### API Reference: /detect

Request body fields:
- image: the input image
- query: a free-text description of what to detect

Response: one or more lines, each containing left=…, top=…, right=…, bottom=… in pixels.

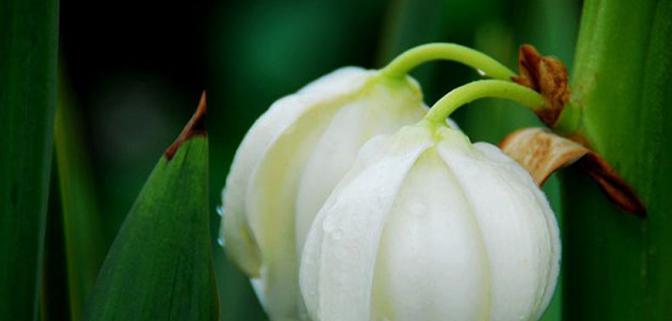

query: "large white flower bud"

left=221, top=67, right=427, bottom=320
left=299, top=123, right=560, bottom=321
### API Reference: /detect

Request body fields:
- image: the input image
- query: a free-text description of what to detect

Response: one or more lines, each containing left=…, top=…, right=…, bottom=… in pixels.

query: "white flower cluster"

left=220, top=44, right=560, bottom=321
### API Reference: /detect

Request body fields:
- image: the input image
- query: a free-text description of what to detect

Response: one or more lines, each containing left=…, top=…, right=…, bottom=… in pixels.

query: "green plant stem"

left=552, top=102, right=582, bottom=136
left=564, top=0, right=672, bottom=320
left=379, top=43, right=515, bottom=80
left=425, top=80, right=544, bottom=124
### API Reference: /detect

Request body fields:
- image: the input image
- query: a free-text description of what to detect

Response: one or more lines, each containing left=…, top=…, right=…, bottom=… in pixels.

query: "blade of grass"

left=84, top=94, right=218, bottom=321
left=0, top=0, right=59, bottom=319
left=54, top=71, right=106, bottom=321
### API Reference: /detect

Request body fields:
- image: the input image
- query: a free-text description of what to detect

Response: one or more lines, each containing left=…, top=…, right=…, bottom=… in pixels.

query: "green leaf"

left=54, top=72, right=106, bottom=321
left=0, top=0, right=59, bottom=319
left=565, top=0, right=672, bottom=320
left=41, top=167, right=72, bottom=321
left=84, top=95, right=219, bottom=321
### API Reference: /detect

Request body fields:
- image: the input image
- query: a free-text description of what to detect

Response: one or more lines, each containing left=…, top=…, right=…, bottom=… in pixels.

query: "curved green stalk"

left=379, top=43, right=516, bottom=80
left=425, top=80, right=544, bottom=124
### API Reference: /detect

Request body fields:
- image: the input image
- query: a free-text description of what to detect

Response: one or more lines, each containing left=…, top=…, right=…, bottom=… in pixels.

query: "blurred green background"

left=55, top=0, right=580, bottom=320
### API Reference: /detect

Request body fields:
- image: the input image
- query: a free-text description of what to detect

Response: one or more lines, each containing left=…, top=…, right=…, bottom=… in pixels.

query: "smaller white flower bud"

left=299, top=123, right=561, bottom=321
left=221, top=67, right=427, bottom=320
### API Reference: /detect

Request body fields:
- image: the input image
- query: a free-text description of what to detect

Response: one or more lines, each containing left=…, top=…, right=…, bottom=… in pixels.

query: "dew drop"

left=217, top=236, right=226, bottom=247
left=476, top=69, right=486, bottom=76
left=216, top=205, right=224, bottom=217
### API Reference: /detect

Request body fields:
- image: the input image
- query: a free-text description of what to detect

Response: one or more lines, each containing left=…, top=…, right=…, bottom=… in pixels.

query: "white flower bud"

left=220, top=67, right=427, bottom=320
left=299, top=123, right=560, bottom=321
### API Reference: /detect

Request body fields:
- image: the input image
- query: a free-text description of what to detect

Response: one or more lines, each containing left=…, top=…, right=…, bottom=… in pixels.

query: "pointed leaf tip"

left=165, top=91, right=207, bottom=160
left=84, top=96, right=216, bottom=321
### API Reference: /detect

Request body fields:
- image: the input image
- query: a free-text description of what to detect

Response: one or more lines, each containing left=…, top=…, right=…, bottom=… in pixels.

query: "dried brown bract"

left=501, top=128, right=645, bottom=216
left=512, top=45, right=570, bottom=127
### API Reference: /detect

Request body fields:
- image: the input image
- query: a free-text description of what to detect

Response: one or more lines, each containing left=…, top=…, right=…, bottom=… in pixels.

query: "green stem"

left=552, top=101, right=582, bottom=136
left=379, top=43, right=515, bottom=80
left=563, top=1, right=672, bottom=320
left=425, top=80, right=545, bottom=124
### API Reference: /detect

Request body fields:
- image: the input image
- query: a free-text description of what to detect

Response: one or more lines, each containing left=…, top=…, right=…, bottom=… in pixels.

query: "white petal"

left=372, top=148, right=491, bottom=321
left=436, top=127, right=561, bottom=321
left=221, top=67, right=373, bottom=276
left=300, top=125, right=433, bottom=321
left=228, top=68, right=426, bottom=320
left=295, top=77, right=426, bottom=258
left=472, top=142, right=561, bottom=321
left=244, top=85, right=354, bottom=319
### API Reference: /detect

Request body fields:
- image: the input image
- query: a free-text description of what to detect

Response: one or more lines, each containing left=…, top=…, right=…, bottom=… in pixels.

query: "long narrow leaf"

left=0, top=0, right=59, bottom=319
left=84, top=94, right=218, bottom=321
left=40, top=167, right=72, bottom=321
left=54, top=72, right=105, bottom=321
